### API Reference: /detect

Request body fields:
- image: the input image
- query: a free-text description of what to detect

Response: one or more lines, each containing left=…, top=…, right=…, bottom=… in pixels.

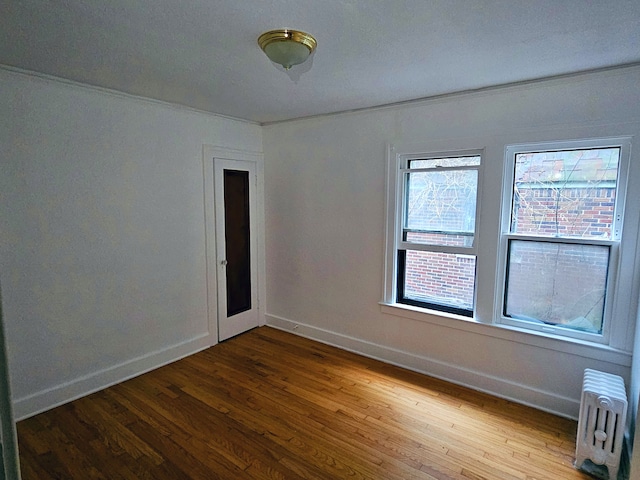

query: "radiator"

left=575, top=368, right=627, bottom=480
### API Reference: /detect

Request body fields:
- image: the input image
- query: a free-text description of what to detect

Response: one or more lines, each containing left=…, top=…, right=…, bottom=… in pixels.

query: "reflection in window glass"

left=505, top=240, right=609, bottom=334
left=402, top=251, right=476, bottom=315
left=511, top=148, right=620, bottom=239
left=404, top=170, right=477, bottom=247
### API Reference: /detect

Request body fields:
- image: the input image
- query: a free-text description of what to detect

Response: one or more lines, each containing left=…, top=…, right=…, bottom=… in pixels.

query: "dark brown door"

left=223, top=170, right=252, bottom=317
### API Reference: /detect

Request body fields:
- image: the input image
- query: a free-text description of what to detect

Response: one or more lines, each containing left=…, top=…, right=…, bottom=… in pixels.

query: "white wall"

left=0, top=68, right=262, bottom=419
left=2, top=58, right=639, bottom=478
left=262, top=66, right=640, bottom=420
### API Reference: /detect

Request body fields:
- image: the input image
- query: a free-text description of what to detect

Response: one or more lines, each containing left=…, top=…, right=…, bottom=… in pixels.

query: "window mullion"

left=399, top=242, right=477, bottom=256
left=504, top=234, right=615, bottom=248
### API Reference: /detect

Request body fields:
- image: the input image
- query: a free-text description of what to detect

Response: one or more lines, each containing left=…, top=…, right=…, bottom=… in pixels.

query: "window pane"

left=402, top=251, right=475, bottom=312
left=505, top=240, right=608, bottom=334
left=404, top=169, right=477, bottom=246
left=511, top=148, right=620, bottom=239
left=410, top=155, right=481, bottom=169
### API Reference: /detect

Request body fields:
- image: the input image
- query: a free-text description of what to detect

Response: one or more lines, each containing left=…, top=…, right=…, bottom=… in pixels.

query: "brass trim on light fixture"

left=258, top=29, right=317, bottom=69
left=258, top=29, right=317, bottom=54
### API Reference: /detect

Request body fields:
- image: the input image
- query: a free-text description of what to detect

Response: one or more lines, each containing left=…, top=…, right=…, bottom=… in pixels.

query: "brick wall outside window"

left=404, top=186, right=615, bottom=315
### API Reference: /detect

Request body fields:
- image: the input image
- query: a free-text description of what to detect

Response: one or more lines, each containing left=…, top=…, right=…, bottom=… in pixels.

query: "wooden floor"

left=17, top=326, right=592, bottom=480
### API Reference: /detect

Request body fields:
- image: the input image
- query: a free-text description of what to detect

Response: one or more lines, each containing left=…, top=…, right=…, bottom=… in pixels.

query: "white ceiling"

left=2, top=0, right=639, bottom=123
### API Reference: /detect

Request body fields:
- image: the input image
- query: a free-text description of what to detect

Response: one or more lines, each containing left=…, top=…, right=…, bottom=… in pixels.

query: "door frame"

left=203, top=146, right=265, bottom=344
left=0, top=283, right=22, bottom=480
left=214, top=159, right=257, bottom=340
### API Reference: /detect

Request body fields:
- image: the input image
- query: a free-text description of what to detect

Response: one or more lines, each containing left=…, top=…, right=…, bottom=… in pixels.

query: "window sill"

left=379, top=302, right=632, bottom=366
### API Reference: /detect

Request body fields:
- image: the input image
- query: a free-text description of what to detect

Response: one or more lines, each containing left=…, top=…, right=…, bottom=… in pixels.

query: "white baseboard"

left=13, top=315, right=582, bottom=421
left=13, top=333, right=214, bottom=421
left=265, top=314, right=580, bottom=420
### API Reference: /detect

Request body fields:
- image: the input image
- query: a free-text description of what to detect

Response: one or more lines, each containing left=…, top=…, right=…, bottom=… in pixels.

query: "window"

left=384, top=137, right=634, bottom=351
left=498, top=139, right=630, bottom=342
left=386, top=149, right=482, bottom=317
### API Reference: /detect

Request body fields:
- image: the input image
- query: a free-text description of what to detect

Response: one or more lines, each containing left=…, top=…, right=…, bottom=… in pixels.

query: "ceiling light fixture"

left=258, top=29, right=317, bottom=70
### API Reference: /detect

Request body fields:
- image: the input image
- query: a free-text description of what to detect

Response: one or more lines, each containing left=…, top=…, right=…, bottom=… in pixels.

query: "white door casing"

left=214, top=158, right=258, bottom=340
left=203, top=146, right=264, bottom=344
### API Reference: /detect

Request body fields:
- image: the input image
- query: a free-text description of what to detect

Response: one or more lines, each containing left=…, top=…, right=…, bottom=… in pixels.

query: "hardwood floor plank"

left=115, top=383, right=251, bottom=479
left=18, top=326, right=592, bottom=480
left=73, top=396, right=164, bottom=465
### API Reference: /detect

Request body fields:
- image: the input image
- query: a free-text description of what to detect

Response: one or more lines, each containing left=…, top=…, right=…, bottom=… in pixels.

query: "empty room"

left=2, top=1, right=640, bottom=479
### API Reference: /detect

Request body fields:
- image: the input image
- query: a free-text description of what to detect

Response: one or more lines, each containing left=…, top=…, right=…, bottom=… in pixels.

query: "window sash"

left=392, top=149, right=482, bottom=315
left=408, top=155, right=481, bottom=169
left=402, top=168, right=478, bottom=246
left=500, top=234, right=619, bottom=337
left=503, top=239, right=611, bottom=336
left=398, top=166, right=481, bottom=253
left=509, top=147, right=621, bottom=241
left=503, top=139, right=629, bottom=243
left=397, top=249, right=475, bottom=317
left=503, top=233, right=615, bottom=248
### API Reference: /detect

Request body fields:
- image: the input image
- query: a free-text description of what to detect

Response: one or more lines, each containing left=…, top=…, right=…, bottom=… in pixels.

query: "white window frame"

left=495, top=137, right=631, bottom=344
left=383, top=144, right=484, bottom=317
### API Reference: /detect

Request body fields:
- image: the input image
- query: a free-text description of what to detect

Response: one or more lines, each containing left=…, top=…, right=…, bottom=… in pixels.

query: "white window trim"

left=495, top=137, right=631, bottom=345
left=382, top=136, right=636, bottom=361
left=379, top=301, right=632, bottom=366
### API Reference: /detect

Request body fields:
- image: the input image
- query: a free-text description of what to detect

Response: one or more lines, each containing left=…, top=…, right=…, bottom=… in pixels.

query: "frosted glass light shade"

left=258, top=29, right=317, bottom=69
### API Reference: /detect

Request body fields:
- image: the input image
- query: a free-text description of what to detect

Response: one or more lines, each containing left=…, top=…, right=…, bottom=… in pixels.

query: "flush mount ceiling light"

left=258, top=29, right=317, bottom=69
